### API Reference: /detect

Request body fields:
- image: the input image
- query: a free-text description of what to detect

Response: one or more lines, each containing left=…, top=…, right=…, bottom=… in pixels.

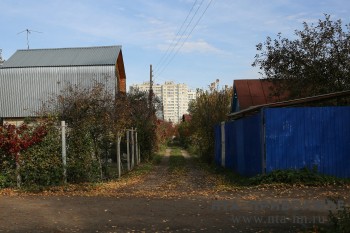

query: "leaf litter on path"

left=0, top=148, right=349, bottom=202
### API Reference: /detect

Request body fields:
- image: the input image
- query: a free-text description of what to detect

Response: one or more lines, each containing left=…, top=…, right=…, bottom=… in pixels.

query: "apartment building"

left=188, top=89, right=197, bottom=103
left=129, top=81, right=196, bottom=124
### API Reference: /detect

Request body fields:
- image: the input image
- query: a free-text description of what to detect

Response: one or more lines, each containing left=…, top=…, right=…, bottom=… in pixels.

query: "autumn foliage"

left=0, top=122, right=48, bottom=188
left=0, top=123, right=47, bottom=159
left=0, top=82, right=161, bottom=189
left=185, top=80, right=232, bottom=163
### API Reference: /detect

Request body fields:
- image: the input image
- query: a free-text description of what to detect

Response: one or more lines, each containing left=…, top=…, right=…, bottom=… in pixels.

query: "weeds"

left=169, top=148, right=186, bottom=173
left=125, top=163, right=153, bottom=177
left=152, top=155, right=162, bottom=165
left=249, top=167, right=347, bottom=186
left=326, top=197, right=350, bottom=233
left=200, top=163, right=349, bottom=188
left=309, top=197, right=350, bottom=233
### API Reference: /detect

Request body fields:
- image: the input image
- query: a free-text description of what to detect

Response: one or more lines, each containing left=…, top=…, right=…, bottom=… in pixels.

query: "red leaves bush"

left=0, top=123, right=47, bottom=160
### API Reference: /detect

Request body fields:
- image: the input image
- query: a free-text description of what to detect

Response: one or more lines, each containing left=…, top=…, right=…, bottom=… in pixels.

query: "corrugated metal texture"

left=264, top=107, right=350, bottom=178
left=217, top=113, right=262, bottom=176
left=232, top=79, right=288, bottom=112
left=2, top=46, right=121, bottom=68
left=235, top=113, right=262, bottom=176
left=214, top=124, right=222, bottom=166
left=224, top=121, right=234, bottom=169
left=0, top=66, right=116, bottom=117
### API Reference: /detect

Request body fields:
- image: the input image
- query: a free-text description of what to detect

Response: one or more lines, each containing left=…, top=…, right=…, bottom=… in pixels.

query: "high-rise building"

left=188, top=89, right=197, bottom=103
left=129, top=81, right=196, bottom=124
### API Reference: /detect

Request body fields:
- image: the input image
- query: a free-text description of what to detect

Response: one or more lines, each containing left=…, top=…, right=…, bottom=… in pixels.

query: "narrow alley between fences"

left=1, top=147, right=349, bottom=233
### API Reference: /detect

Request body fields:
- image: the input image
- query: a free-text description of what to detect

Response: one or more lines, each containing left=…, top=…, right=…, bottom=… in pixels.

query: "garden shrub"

left=0, top=149, right=14, bottom=188
left=20, top=122, right=63, bottom=188
left=66, top=128, right=100, bottom=183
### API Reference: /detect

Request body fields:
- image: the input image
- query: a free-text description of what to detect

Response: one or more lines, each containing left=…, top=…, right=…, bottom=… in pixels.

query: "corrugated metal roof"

left=233, top=79, right=287, bottom=111
left=2, top=45, right=121, bottom=68
left=228, top=90, right=350, bottom=120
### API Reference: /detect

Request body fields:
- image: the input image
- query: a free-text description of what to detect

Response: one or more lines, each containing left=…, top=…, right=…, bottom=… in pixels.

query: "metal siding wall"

left=214, top=124, right=222, bottom=166
left=221, top=122, right=226, bottom=167
left=241, top=113, right=262, bottom=176
left=224, top=121, right=235, bottom=169
left=265, top=108, right=306, bottom=171
left=265, top=107, right=350, bottom=178
left=0, top=66, right=116, bottom=117
left=223, top=113, right=262, bottom=176
left=235, top=119, right=245, bottom=174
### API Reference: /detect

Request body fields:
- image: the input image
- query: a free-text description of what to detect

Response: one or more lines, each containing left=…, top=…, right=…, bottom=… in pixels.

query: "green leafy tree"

left=253, top=14, right=350, bottom=98
left=62, top=82, right=114, bottom=180
left=39, top=81, right=161, bottom=182
left=177, top=120, right=191, bottom=148
left=188, top=80, right=232, bottom=163
left=127, top=90, right=160, bottom=161
left=42, top=81, right=118, bottom=181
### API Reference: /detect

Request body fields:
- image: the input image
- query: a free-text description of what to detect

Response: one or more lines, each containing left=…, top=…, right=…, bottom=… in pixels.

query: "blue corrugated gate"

left=216, top=106, right=350, bottom=178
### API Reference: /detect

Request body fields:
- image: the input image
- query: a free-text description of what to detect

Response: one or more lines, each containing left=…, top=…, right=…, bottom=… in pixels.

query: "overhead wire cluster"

left=153, top=0, right=214, bottom=83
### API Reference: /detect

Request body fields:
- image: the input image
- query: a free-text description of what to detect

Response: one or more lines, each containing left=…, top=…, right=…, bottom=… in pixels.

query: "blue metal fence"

left=214, top=124, right=221, bottom=166
left=215, top=113, right=262, bottom=176
left=215, top=106, right=350, bottom=178
left=264, top=106, right=350, bottom=178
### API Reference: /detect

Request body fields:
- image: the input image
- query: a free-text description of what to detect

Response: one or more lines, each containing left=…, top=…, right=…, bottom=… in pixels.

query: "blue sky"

left=1, top=0, right=349, bottom=90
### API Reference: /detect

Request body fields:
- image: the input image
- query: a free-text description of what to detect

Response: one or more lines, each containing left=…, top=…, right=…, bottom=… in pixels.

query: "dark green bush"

left=0, top=174, right=9, bottom=188
left=20, top=122, right=63, bottom=187
left=0, top=120, right=104, bottom=189
left=66, top=128, right=100, bottom=183
left=0, top=149, right=16, bottom=188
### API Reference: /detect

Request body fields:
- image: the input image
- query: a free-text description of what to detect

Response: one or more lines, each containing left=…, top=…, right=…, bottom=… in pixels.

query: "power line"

left=154, top=0, right=205, bottom=74
left=155, top=0, right=199, bottom=72
left=154, top=0, right=213, bottom=80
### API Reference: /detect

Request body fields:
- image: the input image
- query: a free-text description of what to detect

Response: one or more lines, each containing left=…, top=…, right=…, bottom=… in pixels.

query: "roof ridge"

left=17, top=45, right=121, bottom=52
left=3, top=45, right=121, bottom=68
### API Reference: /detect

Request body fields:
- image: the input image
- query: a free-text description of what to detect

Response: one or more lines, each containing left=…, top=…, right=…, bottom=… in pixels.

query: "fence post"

left=221, top=121, right=225, bottom=168
left=126, top=130, right=130, bottom=171
left=138, top=145, right=141, bottom=163
left=117, top=135, right=121, bottom=178
left=61, top=121, right=67, bottom=184
left=131, top=128, right=134, bottom=169
left=135, top=128, right=138, bottom=165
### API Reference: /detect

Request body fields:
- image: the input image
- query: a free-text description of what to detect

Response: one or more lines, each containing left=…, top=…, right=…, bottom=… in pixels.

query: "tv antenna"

left=17, top=29, right=42, bottom=49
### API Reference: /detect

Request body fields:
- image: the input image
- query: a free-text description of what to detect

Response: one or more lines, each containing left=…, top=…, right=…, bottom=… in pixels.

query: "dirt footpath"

left=0, top=148, right=349, bottom=233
